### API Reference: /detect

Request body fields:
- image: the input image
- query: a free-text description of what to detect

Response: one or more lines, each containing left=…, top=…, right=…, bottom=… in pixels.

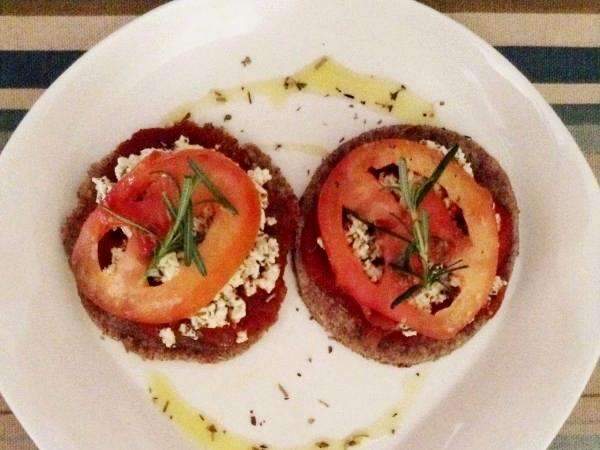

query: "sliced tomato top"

left=317, top=139, right=499, bottom=339
left=71, top=149, right=261, bottom=324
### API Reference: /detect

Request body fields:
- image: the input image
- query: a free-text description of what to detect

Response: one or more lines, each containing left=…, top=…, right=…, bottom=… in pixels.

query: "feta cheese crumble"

left=489, top=276, right=507, bottom=296
left=102, top=247, right=125, bottom=275
left=421, top=140, right=474, bottom=177
left=178, top=323, right=199, bottom=340
left=410, top=281, right=448, bottom=313
left=397, top=321, right=418, bottom=337
left=91, top=176, right=114, bottom=203
left=173, top=135, right=205, bottom=151
left=114, top=148, right=159, bottom=181
left=159, top=327, right=176, bottom=348
left=146, top=252, right=180, bottom=283
left=346, top=215, right=382, bottom=282
left=236, top=330, right=248, bottom=344
left=316, top=237, right=324, bottom=249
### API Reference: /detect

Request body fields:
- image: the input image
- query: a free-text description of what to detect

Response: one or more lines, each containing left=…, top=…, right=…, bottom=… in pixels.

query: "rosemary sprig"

left=99, top=205, right=156, bottom=237
left=188, top=159, right=238, bottom=215
left=147, top=159, right=235, bottom=278
left=387, top=145, right=466, bottom=307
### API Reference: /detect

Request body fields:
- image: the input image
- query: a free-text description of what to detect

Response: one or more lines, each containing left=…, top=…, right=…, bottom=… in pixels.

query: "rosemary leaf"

left=188, top=159, right=238, bottom=215
left=99, top=205, right=155, bottom=237
left=162, top=193, right=177, bottom=220
left=190, top=245, right=207, bottom=276
left=391, top=284, right=423, bottom=308
left=415, top=144, right=459, bottom=206
left=183, top=199, right=194, bottom=266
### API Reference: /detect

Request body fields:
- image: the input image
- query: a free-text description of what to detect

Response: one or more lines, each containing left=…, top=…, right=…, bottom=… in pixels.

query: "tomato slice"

left=71, top=149, right=261, bottom=324
left=318, top=139, right=499, bottom=339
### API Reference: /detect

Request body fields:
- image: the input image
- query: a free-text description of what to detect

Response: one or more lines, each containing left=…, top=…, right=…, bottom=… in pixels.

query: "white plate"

left=0, top=1, right=598, bottom=449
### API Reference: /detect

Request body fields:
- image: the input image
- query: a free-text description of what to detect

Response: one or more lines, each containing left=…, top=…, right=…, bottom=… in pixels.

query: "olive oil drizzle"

left=165, top=56, right=435, bottom=127
left=148, top=371, right=425, bottom=449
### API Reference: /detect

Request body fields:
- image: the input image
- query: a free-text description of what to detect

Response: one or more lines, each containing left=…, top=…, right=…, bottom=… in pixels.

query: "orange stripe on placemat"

left=0, top=0, right=168, bottom=16
left=421, top=0, right=600, bottom=13
left=0, top=0, right=599, bottom=15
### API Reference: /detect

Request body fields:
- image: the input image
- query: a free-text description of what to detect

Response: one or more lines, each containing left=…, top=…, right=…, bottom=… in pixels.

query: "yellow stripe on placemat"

left=450, top=13, right=600, bottom=46
left=0, top=89, right=43, bottom=109
left=2, top=14, right=598, bottom=50
left=535, top=84, right=600, bottom=105
left=0, top=16, right=135, bottom=50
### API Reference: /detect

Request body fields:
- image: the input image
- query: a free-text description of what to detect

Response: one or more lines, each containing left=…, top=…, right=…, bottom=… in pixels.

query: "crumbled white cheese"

left=114, top=148, right=159, bottom=180
left=159, top=327, right=176, bottom=348
left=236, top=330, right=249, bottom=344
left=316, top=237, right=324, bottom=249
left=346, top=215, right=382, bottom=282
left=241, top=233, right=280, bottom=296
left=421, top=140, right=474, bottom=177
left=173, top=135, right=205, bottom=151
left=266, top=216, right=278, bottom=226
left=449, top=275, right=461, bottom=287
left=495, top=213, right=501, bottom=230
left=187, top=167, right=280, bottom=330
left=248, top=167, right=272, bottom=229
left=191, top=297, right=230, bottom=329
left=379, top=173, right=398, bottom=187
left=247, top=167, right=272, bottom=186
left=91, top=176, right=114, bottom=203
left=146, top=252, right=180, bottom=283
left=102, top=247, right=125, bottom=275
left=490, top=276, right=507, bottom=296
left=397, top=321, right=418, bottom=337
left=121, top=226, right=132, bottom=239
left=410, top=281, right=447, bottom=313
left=228, top=295, right=247, bottom=324
left=178, top=323, right=199, bottom=340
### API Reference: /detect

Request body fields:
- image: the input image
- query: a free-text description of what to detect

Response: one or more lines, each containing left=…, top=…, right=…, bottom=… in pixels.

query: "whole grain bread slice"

left=62, top=121, right=298, bottom=363
left=293, top=125, right=519, bottom=367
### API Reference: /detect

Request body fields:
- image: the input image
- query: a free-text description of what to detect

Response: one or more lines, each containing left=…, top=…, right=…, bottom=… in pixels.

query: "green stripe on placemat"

left=0, top=109, right=26, bottom=131
left=552, top=104, right=600, bottom=125
left=549, top=435, right=600, bottom=450
left=1, top=48, right=598, bottom=88
left=0, top=131, right=11, bottom=149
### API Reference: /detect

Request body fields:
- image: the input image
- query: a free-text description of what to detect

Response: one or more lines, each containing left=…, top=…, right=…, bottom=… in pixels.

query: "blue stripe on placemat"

left=0, top=51, right=82, bottom=88
left=495, top=47, right=600, bottom=83
left=0, top=48, right=598, bottom=88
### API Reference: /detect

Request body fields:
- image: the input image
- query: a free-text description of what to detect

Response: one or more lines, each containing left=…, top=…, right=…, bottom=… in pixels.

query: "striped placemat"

left=0, top=2, right=598, bottom=449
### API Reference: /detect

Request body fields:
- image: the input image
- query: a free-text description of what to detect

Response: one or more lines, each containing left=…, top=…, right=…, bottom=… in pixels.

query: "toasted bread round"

left=293, top=125, right=519, bottom=367
left=63, top=121, right=298, bottom=363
